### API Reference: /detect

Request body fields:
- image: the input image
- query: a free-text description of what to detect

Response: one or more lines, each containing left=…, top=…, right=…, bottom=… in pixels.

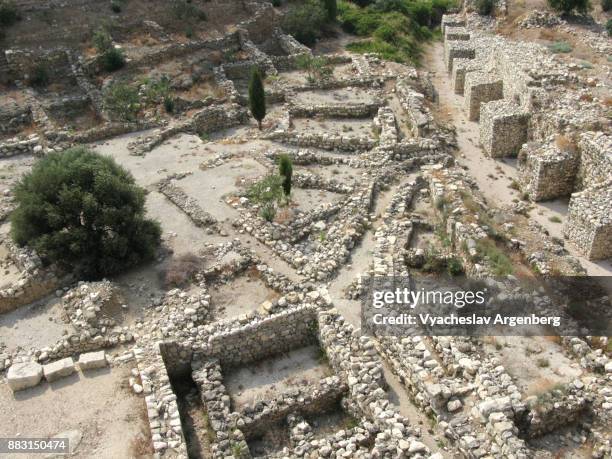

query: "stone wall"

left=0, top=102, right=32, bottom=136
left=518, top=140, right=578, bottom=201
left=0, top=134, right=43, bottom=158
left=480, top=99, right=529, bottom=158
left=564, top=183, right=612, bottom=260
left=575, top=131, right=612, bottom=191
left=463, top=71, right=503, bottom=121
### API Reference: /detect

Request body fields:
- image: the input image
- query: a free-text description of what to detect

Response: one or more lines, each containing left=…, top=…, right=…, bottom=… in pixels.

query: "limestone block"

left=7, top=361, right=43, bottom=392
left=445, top=26, right=470, bottom=42
left=43, top=357, right=76, bottom=382
left=78, top=351, right=108, bottom=371
left=444, top=41, right=475, bottom=73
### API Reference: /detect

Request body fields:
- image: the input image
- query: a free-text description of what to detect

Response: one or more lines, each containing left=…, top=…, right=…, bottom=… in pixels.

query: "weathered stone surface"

left=43, top=357, right=76, bottom=382
left=7, top=362, right=43, bottom=392
left=78, top=351, right=108, bottom=371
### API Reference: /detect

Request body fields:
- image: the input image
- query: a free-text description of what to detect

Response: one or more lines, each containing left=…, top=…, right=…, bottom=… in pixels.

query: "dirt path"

left=421, top=41, right=611, bottom=277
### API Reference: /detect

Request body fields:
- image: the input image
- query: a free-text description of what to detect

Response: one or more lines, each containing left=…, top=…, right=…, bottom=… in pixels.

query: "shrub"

left=103, top=83, right=140, bottom=121
left=11, top=147, right=161, bottom=278
left=475, top=239, right=514, bottom=276
left=259, top=202, right=276, bottom=222
left=172, top=1, right=207, bottom=21
left=110, top=1, right=122, bottom=13
left=278, top=154, right=293, bottom=196
left=248, top=67, right=266, bottom=130
left=607, top=19, right=612, bottom=36
left=548, top=40, right=572, bottom=53
left=0, top=0, right=19, bottom=26
left=93, top=27, right=126, bottom=71
left=447, top=257, right=464, bottom=276
left=547, top=0, right=591, bottom=14
left=475, top=0, right=494, bottom=15
left=101, top=47, right=126, bottom=71
left=29, top=64, right=50, bottom=88
left=163, top=253, right=200, bottom=287
left=603, top=0, right=612, bottom=10
left=164, top=96, right=175, bottom=113
left=272, top=0, right=281, bottom=5
left=282, top=0, right=327, bottom=45
left=140, top=75, right=172, bottom=106
left=295, top=54, right=333, bottom=83
left=247, top=175, right=284, bottom=204
left=324, top=0, right=338, bottom=21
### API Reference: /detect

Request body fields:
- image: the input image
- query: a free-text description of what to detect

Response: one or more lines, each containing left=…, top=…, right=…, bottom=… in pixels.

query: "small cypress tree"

left=248, top=68, right=266, bottom=130
left=278, top=154, right=293, bottom=197
left=323, top=0, right=337, bottom=21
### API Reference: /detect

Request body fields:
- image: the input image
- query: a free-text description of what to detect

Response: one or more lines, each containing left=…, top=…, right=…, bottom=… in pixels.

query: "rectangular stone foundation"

left=564, top=185, right=612, bottom=260
left=452, top=59, right=480, bottom=95
left=445, top=27, right=470, bottom=41
left=441, top=14, right=466, bottom=33
left=517, top=141, right=578, bottom=201
left=444, top=41, right=475, bottom=73
left=480, top=100, right=530, bottom=157
left=464, top=72, right=503, bottom=121
left=576, top=131, right=612, bottom=191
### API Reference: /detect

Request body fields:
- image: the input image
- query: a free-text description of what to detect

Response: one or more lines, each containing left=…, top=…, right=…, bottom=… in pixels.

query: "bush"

left=548, top=40, right=572, bottom=53
left=607, top=19, right=612, bottom=36
left=93, top=27, right=114, bottom=54
left=11, top=147, right=161, bottom=278
left=475, top=0, right=494, bottom=15
left=272, top=0, right=281, bottom=5
left=259, top=202, right=276, bottom=222
left=324, top=0, right=338, bottom=21
left=101, top=47, right=126, bottom=71
left=164, top=96, right=175, bottom=113
left=603, top=0, right=612, bottom=11
left=282, top=0, right=327, bottom=45
left=247, top=175, right=284, bottom=204
left=172, top=1, right=207, bottom=21
left=0, top=0, right=19, bottom=26
left=447, top=257, right=464, bottom=276
left=547, top=0, right=591, bottom=14
left=278, top=154, right=293, bottom=196
left=295, top=54, right=333, bottom=83
left=163, top=253, right=200, bottom=287
left=103, top=83, right=140, bottom=121
left=29, top=64, right=50, bottom=88
left=110, top=1, right=122, bottom=13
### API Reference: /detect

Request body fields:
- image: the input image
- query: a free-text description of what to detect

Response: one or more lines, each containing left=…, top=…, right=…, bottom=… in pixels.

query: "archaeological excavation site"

left=0, top=0, right=611, bottom=457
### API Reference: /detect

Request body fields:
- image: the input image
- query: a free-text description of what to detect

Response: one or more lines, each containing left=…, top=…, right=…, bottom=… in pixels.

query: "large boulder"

left=43, top=357, right=76, bottom=382
left=7, top=361, right=43, bottom=392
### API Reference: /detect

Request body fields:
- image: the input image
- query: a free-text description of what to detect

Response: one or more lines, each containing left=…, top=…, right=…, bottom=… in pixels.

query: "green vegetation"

left=0, top=0, right=20, bottom=26
left=278, top=154, right=293, bottom=196
left=324, top=0, right=338, bottom=21
left=110, top=1, right=122, bottom=13
left=603, top=0, right=612, bottom=10
left=172, top=0, right=207, bottom=21
left=103, top=83, right=140, bottom=121
left=548, top=215, right=562, bottom=223
left=29, top=64, right=50, bottom=88
left=475, top=0, right=494, bottom=14
left=548, top=40, right=572, bottom=53
left=247, top=175, right=284, bottom=204
left=475, top=239, right=514, bottom=276
left=11, top=147, right=161, bottom=278
left=282, top=0, right=328, bottom=45
left=606, top=19, right=612, bottom=36
left=92, top=27, right=125, bottom=72
left=259, top=202, right=276, bottom=222
left=547, top=0, right=591, bottom=14
left=272, top=0, right=282, bottom=6
left=248, top=67, right=266, bottom=130
left=338, top=0, right=455, bottom=65
left=295, top=54, right=333, bottom=84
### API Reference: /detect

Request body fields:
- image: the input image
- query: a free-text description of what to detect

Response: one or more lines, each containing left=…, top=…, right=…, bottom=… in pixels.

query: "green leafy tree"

left=11, top=147, right=161, bottom=278
left=278, top=154, right=293, bottom=196
left=282, top=0, right=327, bottom=45
left=103, top=83, right=140, bottom=121
left=92, top=27, right=125, bottom=72
left=0, top=0, right=20, bottom=26
left=324, top=0, right=337, bottom=21
left=547, top=0, right=591, bottom=14
left=248, top=68, right=266, bottom=130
